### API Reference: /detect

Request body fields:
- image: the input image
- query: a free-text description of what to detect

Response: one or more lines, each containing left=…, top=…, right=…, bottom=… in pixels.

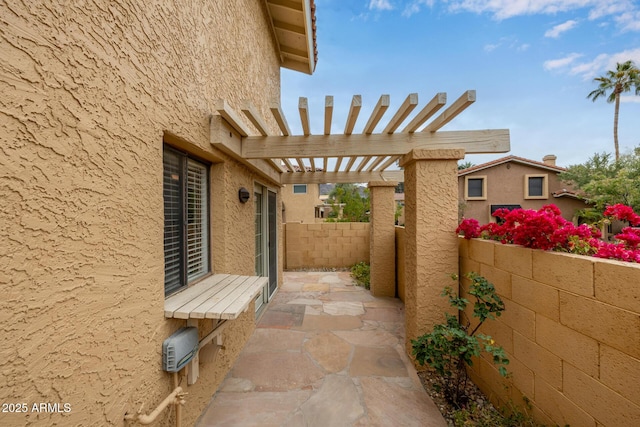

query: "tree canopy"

left=326, top=183, right=370, bottom=222
left=560, top=149, right=640, bottom=213
left=587, top=60, right=640, bottom=161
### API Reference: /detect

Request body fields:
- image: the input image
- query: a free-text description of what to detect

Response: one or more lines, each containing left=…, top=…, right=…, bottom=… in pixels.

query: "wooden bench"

left=164, top=274, right=268, bottom=384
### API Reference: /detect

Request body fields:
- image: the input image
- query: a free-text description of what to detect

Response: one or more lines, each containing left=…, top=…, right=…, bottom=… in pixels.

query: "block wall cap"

left=368, top=181, right=398, bottom=187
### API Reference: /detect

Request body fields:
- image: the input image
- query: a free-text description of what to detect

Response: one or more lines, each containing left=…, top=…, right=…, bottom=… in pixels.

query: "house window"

left=293, top=184, right=307, bottom=194
left=464, top=176, right=487, bottom=200
left=525, top=174, right=548, bottom=199
left=163, top=145, right=210, bottom=296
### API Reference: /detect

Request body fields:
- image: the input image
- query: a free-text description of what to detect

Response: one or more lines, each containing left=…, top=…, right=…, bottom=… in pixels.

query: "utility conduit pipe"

left=124, top=381, right=186, bottom=425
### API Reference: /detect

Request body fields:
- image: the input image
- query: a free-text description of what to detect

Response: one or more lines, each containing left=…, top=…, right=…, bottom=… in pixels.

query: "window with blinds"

left=525, top=174, right=548, bottom=199
left=163, top=145, right=210, bottom=296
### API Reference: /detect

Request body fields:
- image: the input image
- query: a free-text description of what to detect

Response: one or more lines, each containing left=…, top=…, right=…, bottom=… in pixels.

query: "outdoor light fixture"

left=238, top=187, right=250, bottom=203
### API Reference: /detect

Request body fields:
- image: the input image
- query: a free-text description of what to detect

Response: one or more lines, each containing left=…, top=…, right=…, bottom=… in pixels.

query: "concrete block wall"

left=459, top=238, right=640, bottom=427
left=284, top=222, right=370, bottom=269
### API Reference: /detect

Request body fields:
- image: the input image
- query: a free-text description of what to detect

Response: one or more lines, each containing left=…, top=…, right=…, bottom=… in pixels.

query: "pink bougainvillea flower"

left=458, top=203, right=640, bottom=263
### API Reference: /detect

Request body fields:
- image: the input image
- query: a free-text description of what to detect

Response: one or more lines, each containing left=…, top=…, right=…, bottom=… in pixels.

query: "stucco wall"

left=459, top=162, right=589, bottom=223
left=1, top=1, right=281, bottom=426
left=284, top=223, right=370, bottom=269
left=395, top=226, right=406, bottom=302
left=401, top=149, right=462, bottom=354
left=368, top=182, right=397, bottom=297
left=459, top=238, right=640, bottom=427
left=282, top=184, right=322, bottom=223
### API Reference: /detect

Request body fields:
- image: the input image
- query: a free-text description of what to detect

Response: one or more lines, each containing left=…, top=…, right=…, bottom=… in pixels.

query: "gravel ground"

left=417, top=368, right=522, bottom=426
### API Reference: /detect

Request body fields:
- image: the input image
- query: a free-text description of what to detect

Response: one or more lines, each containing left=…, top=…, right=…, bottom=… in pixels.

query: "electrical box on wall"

left=162, top=327, right=199, bottom=372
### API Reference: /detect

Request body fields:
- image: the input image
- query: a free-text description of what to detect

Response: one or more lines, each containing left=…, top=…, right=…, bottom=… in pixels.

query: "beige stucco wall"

left=459, top=238, right=640, bottom=427
left=395, top=226, right=406, bottom=302
left=284, top=223, right=370, bottom=269
left=400, top=149, right=464, bottom=354
left=282, top=183, right=322, bottom=223
left=0, top=2, right=282, bottom=426
left=459, top=162, right=589, bottom=223
left=368, top=182, right=397, bottom=297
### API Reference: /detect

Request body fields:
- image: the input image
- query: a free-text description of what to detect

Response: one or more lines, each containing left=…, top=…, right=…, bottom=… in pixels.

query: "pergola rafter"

left=210, top=91, right=510, bottom=185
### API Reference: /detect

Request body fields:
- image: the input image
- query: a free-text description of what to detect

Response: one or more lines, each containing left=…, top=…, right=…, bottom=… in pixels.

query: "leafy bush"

left=457, top=203, right=640, bottom=262
left=412, top=273, right=509, bottom=408
left=350, top=262, right=370, bottom=289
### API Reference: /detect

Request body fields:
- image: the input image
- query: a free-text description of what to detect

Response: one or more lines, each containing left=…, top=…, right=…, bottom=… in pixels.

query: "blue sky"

left=281, top=0, right=640, bottom=168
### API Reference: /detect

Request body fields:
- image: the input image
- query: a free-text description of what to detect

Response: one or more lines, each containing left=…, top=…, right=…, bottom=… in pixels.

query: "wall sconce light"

left=238, top=187, right=250, bottom=203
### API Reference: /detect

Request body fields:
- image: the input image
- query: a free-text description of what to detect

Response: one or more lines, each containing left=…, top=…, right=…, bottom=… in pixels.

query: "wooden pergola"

left=210, top=91, right=510, bottom=185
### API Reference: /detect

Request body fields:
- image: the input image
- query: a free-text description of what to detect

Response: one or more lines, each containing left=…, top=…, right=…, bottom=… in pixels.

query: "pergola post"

left=399, top=148, right=465, bottom=354
left=368, top=181, right=398, bottom=297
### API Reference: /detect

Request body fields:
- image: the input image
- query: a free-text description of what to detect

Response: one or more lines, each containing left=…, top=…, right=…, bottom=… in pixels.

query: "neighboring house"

left=1, top=2, right=317, bottom=426
left=281, top=183, right=324, bottom=223
left=458, top=155, right=590, bottom=224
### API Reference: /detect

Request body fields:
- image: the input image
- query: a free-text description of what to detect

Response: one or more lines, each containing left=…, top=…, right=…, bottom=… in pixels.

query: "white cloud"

left=621, top=95, right=640, bottom=103
left=543, top=53, right=583, bottom=71
left=517, top=43, right=530, bottom=52
left=545, top=19, right=578, bottom=38
left=369, top=0, right=394, bottom=11
left=441, top=0, right=639, bottom=31
left=573, top=49, right=640, bottom=79
left=615, top=10, right=640, bottom=31
left=545, top=48, right=640, bottom=80
left=402, top=0, right=435, bottom=16
left=484, top=43, right=500, bottom=52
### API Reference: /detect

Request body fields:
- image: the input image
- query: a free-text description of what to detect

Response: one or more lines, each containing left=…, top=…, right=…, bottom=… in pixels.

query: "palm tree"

left=587, top=60, right=640, bottom=161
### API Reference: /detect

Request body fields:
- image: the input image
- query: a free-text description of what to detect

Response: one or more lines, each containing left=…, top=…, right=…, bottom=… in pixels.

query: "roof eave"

left=266, top=0, right=317, bottom=75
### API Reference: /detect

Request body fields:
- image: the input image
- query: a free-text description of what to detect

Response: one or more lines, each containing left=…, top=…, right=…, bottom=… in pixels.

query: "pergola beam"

left=366, top=156, right=388, bottom=172
left=282, top=170, right=405, bottom=184
left=363, top=94, right=390, bottom=134
left=423, top=90, right=476, bottom=133
left=241, top=101, right=269, bottom=136
left=270, top=105, right=291, bottom=136
left=299, top=97, right=311, bottom=136
left=243, top=129, right=510, bottom=158
left=344, top=95, right=362, bottom=135
left=402, top=92, right=446, bottom=133
left=215, top=100, right=251, bottom=137
left=382, top=93, right=418, bottom=134
left=324, top=95, right=333, bottom=135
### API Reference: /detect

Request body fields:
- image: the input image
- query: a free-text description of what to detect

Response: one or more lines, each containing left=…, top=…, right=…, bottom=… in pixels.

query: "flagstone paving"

left=196, top=271, right=447, bottom=427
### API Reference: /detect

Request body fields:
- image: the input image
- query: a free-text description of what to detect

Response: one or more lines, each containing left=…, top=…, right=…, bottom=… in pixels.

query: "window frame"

left=163, top=144, right=211, bottom=297
left=524, top=174, right=548, bottom=199
left=292, top=184, right=307, bottom=194
left=464, top=175, right=487, bottom=201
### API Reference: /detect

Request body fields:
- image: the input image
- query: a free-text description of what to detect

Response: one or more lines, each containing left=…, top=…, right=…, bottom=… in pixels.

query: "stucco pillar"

left=399, top=148, right=465, bottom=354
left=368, top=181, right=398, bottom=297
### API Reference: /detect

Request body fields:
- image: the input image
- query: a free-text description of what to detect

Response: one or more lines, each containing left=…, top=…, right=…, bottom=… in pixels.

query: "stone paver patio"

left=196, top=271, right=446, bottom=427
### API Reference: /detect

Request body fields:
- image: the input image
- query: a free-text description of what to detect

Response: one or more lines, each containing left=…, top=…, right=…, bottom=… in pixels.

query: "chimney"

left=543, top=155, right=557, bottom=166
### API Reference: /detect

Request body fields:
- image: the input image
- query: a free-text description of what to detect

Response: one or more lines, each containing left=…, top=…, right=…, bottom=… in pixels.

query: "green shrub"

left=350, top=262, right=370, bottom=289
left=412, top=272, right=509, bottom=407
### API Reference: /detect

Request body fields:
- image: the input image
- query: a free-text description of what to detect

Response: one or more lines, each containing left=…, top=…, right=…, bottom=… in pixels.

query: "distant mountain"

left=319, top=183, right=334, bottom=195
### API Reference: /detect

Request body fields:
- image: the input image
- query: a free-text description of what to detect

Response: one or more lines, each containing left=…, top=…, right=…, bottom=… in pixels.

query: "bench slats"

left=164, top=274, right=268, bottom=320
left=206, top=276, right=267, bottom=320
left=164, top=274, right=230, bottom=317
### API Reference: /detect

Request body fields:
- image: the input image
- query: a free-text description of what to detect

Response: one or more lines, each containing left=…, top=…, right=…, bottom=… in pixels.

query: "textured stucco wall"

left=281, top=184, right=322, bottom=224
left=395, top=226, right=406, bottom=302
left=284, top=223, right=370, bottom=269
left=459, top=238, right=640, bottom=427
left=368, top=181, right=397, bottom=297
left=400, top=149, right=464, bottom=354
left=0, top=1, right=281, bottom=426
left=459, top=162, right=589, bottom=223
